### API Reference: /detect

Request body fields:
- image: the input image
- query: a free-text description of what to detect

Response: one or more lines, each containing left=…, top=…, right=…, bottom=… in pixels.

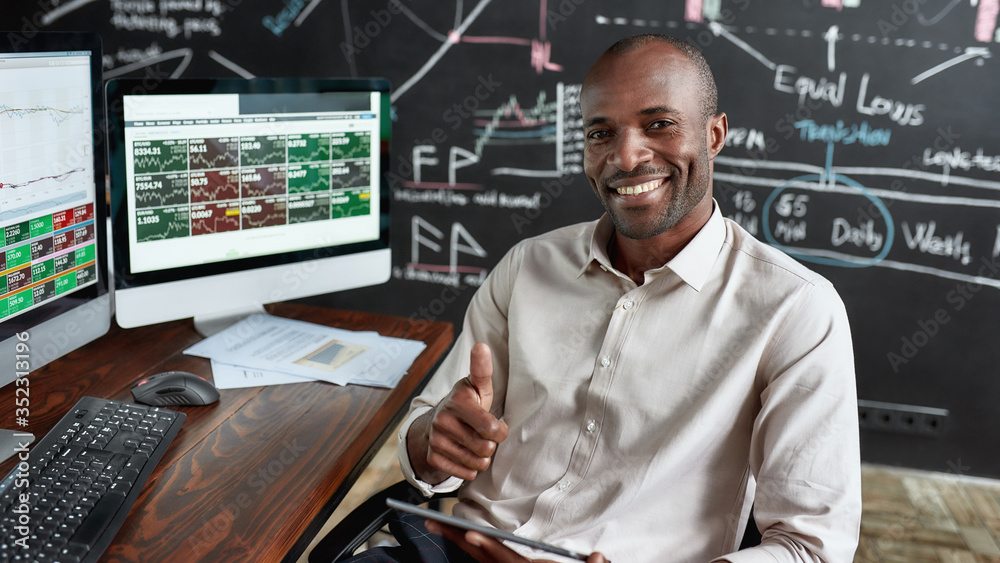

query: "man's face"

left=581, top=43, right=723, bottom=240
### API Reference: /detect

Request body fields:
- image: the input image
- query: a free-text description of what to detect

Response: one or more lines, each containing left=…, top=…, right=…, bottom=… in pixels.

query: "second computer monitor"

left=0, top=31, right=110, bottom=386
left=105, top=78, right=391, bottom=334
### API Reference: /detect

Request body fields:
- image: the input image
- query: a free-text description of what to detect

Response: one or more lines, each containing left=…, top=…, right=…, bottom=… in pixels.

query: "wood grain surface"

left=0, top=303, right=452, bottom=562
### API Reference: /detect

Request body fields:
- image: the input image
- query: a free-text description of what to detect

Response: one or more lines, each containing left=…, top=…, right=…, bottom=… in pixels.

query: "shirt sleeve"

left=397, top=243, right=522, bottom=494
left=397, top=405, right=465, bottom=496
left=712, top=281, right=862, bottom=562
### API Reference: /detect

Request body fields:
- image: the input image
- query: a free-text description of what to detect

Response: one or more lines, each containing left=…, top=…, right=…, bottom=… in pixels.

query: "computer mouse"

left=131, top=371, right=220, bottom=407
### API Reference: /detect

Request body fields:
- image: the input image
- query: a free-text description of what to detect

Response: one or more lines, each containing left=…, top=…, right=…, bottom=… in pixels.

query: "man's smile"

left=610, top=178, right=666, bottom=196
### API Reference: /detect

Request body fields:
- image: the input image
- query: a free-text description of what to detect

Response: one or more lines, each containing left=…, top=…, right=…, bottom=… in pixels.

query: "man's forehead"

left=584, top=41, right=692, bottom=84
left=581, top=46, right=701, bottom=116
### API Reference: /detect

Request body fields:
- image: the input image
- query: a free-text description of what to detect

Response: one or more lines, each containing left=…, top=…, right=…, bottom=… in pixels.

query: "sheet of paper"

left=187, top=314, right=426, bottom=388
left=210, top=360, right=318, bottom=389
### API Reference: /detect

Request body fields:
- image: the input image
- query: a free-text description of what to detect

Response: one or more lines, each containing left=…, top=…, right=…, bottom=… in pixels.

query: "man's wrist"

left=406, top=411, right=450, bottom=485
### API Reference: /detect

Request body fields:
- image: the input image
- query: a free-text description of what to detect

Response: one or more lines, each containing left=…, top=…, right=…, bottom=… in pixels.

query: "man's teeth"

left=615, top=179, right=662, bottom=195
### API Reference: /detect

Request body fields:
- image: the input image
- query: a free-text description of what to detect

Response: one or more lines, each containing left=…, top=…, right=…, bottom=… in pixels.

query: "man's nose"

left=609, top=129, right=653, bottom=171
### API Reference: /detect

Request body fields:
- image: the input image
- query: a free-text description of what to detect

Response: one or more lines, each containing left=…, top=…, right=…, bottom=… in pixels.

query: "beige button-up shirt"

left=399, top=205, right=861, bottom=562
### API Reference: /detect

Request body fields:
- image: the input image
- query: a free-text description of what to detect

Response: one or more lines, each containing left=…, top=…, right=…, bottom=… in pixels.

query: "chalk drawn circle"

left=762, top=173, right=894, bottom=268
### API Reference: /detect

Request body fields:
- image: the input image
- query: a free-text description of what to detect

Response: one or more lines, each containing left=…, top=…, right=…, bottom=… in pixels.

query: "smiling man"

left=369, top=34, right=861, bottom=563
left=581, top=34, right=722, bottom=283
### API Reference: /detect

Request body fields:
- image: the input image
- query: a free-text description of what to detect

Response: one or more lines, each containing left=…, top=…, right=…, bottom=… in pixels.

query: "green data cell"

left=74, top=243, right=96, bottom=265
left=133, top=140, right=189, bottom=174
left=30, top=215, right=53, bottom=238
left=5, top=222, right=29, bottom=246
left=4, top=289, right=32, bottom=317
left=55, top=270, right=78, bottom=295
left=330, top=189, right=371, bottom=218
left=287, top=163, right=330, bottom=193
left=32, top=258, right=54, bottom=283
left=287, top=134, right=331, bottom=164
left=329, top=131, right=371, bottom=160
left=5, top=244, right=31, bottom=270
left=136, top=207, right=190, bottom=242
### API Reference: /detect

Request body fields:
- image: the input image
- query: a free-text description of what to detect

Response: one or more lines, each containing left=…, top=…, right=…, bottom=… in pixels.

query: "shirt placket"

left=518, top=285, right=640, bottom=539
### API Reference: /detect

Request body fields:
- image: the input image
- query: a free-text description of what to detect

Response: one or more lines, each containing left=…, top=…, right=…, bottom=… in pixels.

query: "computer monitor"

left=0, top=32, right=111, bottom=388
left=105, top=78, right=391, bottom=335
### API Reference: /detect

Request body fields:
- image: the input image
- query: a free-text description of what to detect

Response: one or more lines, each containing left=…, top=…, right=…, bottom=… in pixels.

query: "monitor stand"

left=0, top=429, right=35, bottom=465
left=193, top=304, right=267, bottom=337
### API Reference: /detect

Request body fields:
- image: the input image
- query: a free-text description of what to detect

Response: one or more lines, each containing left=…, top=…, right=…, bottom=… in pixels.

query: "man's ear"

left=707, top=112, right=728, bottom=158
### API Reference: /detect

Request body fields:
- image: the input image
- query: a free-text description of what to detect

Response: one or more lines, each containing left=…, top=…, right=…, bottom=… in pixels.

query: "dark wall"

left=5, top=0, right=1000, bottom=477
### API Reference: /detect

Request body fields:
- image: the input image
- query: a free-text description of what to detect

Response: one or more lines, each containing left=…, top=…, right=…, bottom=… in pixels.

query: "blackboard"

left=4, top=0, right=1000, bottom=477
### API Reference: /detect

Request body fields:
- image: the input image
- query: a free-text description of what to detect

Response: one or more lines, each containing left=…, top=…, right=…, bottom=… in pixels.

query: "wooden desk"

left=0, top=303, right=452, bottom=562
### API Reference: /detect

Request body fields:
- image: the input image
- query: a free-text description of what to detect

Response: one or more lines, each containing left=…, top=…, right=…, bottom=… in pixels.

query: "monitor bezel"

left=104, top=77, right=392, bottom=292
left=0, top=31, right=110, bottom=383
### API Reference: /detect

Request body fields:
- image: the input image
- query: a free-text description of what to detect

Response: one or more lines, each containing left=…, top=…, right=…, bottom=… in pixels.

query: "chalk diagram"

left=337, top=0, right=584, bottom=284
left=600, top=2, right=1000, bottom=291
left=27, top=0, right=1000, bottom=294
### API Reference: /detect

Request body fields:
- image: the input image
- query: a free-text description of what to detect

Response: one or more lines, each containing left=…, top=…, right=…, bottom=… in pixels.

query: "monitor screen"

left=105, top=78, right=391, bottom=334
left=0, top=32, right=111, bottom=387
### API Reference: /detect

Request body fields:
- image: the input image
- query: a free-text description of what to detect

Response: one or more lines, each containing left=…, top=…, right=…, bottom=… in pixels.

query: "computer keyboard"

left=0, top=396, right=185, bottom=563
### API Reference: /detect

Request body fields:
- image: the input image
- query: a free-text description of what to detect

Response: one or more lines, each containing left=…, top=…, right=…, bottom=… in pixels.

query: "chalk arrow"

left=40, top=0, right=97, bottom=25
left=709, top=21, right=776, bottom=71
left=916, top=0, right=963, bottom=26
left=104, top=48, right=194, bottom=80
left=824, top=25, right=839, bottom=72
left=911, top=47, right=992, bottom=84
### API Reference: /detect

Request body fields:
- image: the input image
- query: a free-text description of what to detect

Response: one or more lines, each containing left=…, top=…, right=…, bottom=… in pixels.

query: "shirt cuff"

left=397, top=405, right=465, bottom=497
left=710, top=546, right=782, bottom=563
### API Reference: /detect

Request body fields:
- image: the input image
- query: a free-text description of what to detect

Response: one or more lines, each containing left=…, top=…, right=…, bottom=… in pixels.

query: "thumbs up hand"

left=408, top=343, right=509, bottom=484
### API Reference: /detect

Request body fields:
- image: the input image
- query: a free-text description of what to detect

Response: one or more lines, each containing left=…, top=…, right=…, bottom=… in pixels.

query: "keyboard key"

left=69, top=491, right=126, bottom=549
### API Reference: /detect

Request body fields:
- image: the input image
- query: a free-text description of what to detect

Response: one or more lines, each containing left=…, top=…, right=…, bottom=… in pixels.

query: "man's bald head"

left=592, top=34, right=719, bottom=122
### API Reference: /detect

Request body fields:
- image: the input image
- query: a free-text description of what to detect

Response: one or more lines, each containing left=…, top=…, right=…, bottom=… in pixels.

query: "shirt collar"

left=582, top=202, right=726, bottom=291
left=581, top=215, right=617, bottom=278
left=667, top=203, right=726, bottom=291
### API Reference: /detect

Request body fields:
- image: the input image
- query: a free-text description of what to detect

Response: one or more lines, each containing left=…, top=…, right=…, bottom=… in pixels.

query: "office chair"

left=308, top=481, right=762, bottom=562
left=309, top=480, right=458, bottom=562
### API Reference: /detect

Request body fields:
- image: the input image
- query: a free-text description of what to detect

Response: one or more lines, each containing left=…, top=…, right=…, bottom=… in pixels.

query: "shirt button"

left=622, top=299, right=633, bottom=310
left=557, top=480, right=570, bottom=491
left=586, top=420, right=597, bottom=433
left=600, top=356, right=610, bottom=368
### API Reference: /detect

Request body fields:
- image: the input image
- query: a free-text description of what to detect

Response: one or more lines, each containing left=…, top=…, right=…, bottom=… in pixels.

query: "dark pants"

left=341, top=510, right=478, bottom=563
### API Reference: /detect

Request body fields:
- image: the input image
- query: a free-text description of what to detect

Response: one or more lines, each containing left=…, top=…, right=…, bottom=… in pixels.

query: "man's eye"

left=587, top=130, right=610, bottom=140
left=649, top=120, right=673, bottom=129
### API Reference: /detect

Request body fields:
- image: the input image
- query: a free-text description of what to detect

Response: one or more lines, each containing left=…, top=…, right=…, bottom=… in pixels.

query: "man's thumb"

left=468, top=342, right=495, bottom=410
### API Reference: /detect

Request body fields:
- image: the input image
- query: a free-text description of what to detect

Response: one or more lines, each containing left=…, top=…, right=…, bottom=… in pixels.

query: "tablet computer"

left=386, top=498, right=589, bottom=561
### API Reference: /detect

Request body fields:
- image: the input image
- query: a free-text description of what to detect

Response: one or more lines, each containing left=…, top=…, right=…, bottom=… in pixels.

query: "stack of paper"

left=184, top=314, right=426, bottom=390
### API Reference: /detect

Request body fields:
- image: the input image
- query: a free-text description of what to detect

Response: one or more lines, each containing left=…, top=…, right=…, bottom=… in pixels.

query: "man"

left=391, top=34, right=861, bottom=562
